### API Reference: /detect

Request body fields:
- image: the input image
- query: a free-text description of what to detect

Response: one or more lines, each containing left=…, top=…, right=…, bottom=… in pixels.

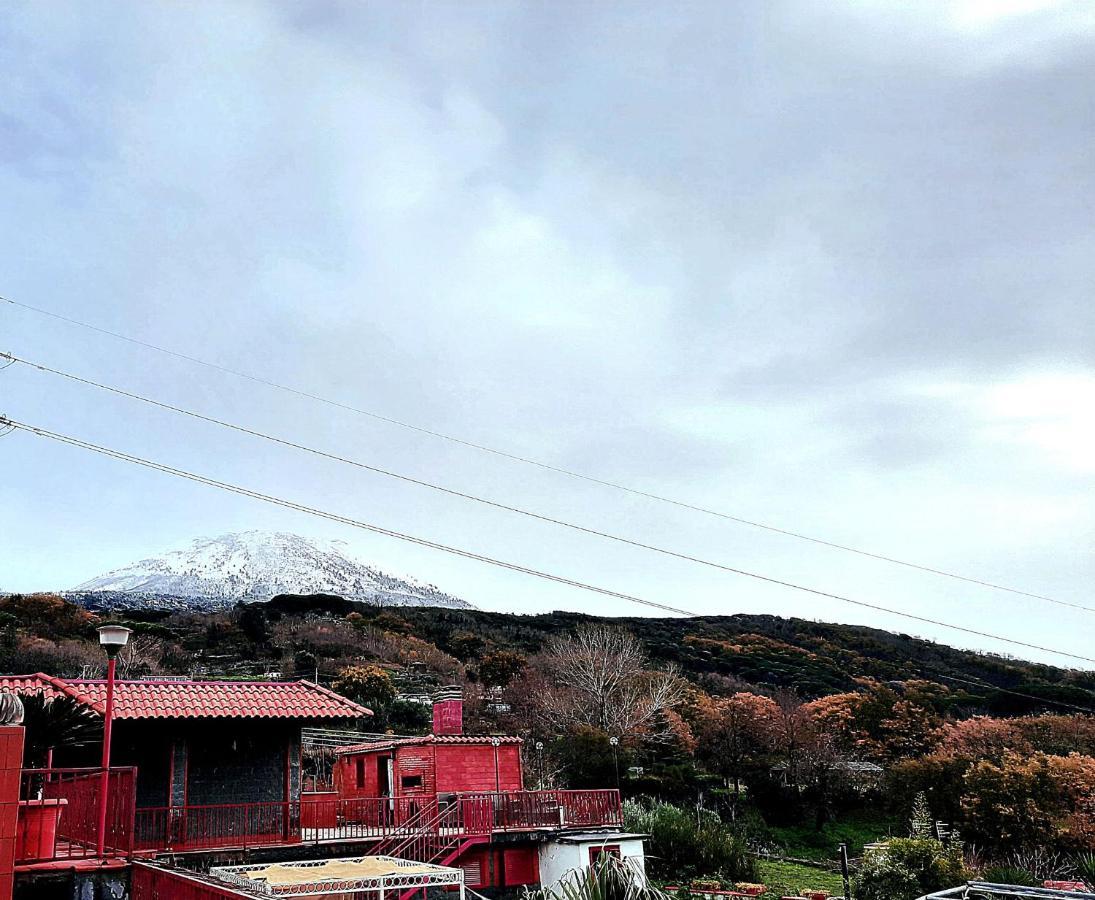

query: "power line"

left=915, top=668, right=1095, bottom=715
left=0, top=415, right=692, bottom=617
left=1, top=295, right=1074, bottom=611
left=3, top=414, right=1093, bottom=667
left=14, top=351, right=1094, bottom=622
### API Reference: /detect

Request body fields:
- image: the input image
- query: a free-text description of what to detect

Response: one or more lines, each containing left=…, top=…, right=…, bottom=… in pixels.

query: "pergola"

left=209, top=855, right=466, bottom=898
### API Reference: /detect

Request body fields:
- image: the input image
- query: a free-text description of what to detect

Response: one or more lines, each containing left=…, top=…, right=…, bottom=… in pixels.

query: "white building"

left=537, top=832, right=648, bottom=891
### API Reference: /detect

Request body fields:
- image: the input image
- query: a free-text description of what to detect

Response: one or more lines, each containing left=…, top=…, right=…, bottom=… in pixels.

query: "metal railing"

left=17, top=767, right=137, bottom=863
left=135, top=801, right=300, bottom=852
left=127, top=788, right=622, bottom=854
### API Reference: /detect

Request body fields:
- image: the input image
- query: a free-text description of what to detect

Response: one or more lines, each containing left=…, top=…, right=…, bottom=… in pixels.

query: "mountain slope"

left=70, top=531, right=472, bottom=609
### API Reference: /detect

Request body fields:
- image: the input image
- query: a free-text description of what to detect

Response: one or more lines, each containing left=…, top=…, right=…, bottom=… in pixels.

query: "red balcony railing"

left=17, top=767, right=137, bottom=863
left=133, top=789, right=621, bottom=854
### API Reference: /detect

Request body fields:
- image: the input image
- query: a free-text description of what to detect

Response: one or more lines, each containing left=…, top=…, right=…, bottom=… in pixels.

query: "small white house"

left=538, top=831, right=648, bottom=891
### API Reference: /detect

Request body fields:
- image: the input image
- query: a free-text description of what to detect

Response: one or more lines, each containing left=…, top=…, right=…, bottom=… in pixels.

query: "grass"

left=765, top=812, right=900, bottom=862
left=754, top=859, right=846, bottom=900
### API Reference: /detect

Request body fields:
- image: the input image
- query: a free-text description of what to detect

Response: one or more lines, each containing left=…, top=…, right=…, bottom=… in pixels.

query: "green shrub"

left=624, top=798, right=755, bottom=882
left=855, top=839, right=969, bottom=900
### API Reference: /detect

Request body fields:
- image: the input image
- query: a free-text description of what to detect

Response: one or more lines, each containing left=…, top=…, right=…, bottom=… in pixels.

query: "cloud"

left=0, top=0, right=1092, bottom=665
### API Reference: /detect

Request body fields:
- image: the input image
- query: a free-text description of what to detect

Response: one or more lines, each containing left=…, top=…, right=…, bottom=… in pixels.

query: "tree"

left=332, top=665, right=397, bottom=708
left=535, top=625, right=687, bottom=741
left=692, top=691, right=778, bottom=801
left=236, top=603, right=270, bottom=645
left=478, top=650, right=526, bottom=688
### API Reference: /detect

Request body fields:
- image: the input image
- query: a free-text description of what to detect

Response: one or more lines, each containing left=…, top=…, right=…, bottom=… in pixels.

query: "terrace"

left=16, top=768, right=622, bottom=864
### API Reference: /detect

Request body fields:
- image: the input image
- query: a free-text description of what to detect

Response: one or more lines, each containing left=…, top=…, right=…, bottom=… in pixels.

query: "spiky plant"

left=1074, top=853, right=1095, bottom=889
left=524, top=855, right=670, bottom=900
left=981, top=866, right=1037, bottom=887
left=20, top=691, right=102, bottom=767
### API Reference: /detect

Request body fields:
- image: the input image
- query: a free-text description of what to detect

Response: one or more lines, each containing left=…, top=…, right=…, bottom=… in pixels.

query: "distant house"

left=771, top=759, right=883, bottom=790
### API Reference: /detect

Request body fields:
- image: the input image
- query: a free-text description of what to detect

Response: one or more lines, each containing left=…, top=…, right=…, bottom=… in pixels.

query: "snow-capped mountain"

left=70, top=531, right=473, bottom=609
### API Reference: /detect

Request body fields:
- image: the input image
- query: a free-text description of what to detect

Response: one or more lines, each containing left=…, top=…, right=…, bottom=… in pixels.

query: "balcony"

left=16, top=767, right=136, bottom=865
left=16, top=768, right=622, bottom=861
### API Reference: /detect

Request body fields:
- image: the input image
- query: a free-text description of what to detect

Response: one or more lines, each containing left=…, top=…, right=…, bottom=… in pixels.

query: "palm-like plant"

left=20, top=691, right=102, bottom=767
left=525, top=856, right=669, bottom=900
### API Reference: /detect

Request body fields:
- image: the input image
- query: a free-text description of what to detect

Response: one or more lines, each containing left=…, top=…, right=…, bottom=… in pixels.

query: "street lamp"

left=535, top=741, right=545, bottom=790
left=490, top=737, right=502, bottom=793
left=96, top=625, right=131, bottom=857
left=609, top=736, right=620, bottom=789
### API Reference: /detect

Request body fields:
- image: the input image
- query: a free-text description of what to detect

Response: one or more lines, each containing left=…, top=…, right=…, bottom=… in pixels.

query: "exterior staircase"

left=366, top=797, right=492, bottom=900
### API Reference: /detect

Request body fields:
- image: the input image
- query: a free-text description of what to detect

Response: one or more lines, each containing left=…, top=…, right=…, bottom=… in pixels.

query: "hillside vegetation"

left=3, top=590, right=1094, bottom=886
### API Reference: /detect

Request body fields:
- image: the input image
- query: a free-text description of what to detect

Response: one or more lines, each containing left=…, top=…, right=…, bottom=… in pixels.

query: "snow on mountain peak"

left=71, top=531, right=473, bottom=608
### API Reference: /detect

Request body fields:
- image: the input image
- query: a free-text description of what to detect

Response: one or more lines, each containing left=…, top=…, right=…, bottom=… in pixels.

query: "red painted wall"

left=434, top=744, right=522, bottom=793
left=334, top=741, right=523, bottom=799
left=333, top=750, right=388, bottom=799
left=432, top=700, right=463, bottom=736
left=0, top=726, right=24, bottom=900
left=454, top=844, right=538, bottom=887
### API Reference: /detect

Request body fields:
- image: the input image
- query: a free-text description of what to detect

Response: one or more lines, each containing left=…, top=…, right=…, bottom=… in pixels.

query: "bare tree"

left=535, top=625, right=687, bottom=740
left=115, top=634, right=163, bottom=679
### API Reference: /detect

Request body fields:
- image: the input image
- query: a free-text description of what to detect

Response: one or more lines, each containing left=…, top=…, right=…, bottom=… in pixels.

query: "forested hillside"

left=3, top=590, right=1095, bottom=883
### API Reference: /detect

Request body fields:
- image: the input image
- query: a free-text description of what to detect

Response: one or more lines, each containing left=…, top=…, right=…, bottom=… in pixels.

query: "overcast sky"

left=1, top=1, right=1093, bottom=668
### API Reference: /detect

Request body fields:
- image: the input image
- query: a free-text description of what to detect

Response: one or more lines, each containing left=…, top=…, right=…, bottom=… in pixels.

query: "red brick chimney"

left=432, top=685, right=463, bottom=736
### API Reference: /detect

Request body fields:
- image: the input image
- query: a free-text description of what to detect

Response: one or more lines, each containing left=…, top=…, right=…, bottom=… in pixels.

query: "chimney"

left=432, top=685, right=463, bottom=736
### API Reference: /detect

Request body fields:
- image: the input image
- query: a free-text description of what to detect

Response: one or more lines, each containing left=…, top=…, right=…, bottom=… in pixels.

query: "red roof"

left=337, top=734, right=522, bottom=755
left=0, top=674, right=369, bottom=721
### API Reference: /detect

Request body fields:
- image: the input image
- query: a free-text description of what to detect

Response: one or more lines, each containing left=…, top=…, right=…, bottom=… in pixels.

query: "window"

left=589, top=845, right=621, bottom=867
left=401, top=774, right=424, bottom=790
left=355, top=758, right=366, bottom=789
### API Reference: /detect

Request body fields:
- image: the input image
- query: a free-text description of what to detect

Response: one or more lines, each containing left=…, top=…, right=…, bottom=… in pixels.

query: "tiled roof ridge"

left=298, top=679, right=373, bottom=717
left=3, top=674, right=370, bottom=721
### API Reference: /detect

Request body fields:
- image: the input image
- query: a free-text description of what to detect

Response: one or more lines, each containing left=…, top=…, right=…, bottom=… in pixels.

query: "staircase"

left=365, top=796, right=494, bottom=864
left=368, top=797, right=492, bottom=900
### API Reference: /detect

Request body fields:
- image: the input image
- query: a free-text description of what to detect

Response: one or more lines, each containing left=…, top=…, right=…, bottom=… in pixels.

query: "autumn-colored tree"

left=332, top=665, right=397, bottom=708
left=0, top=594, right=96, bottom=640
left=692, top=692, right=778, bottom=798
left=803, top=692, right=864, bottom=753
left=938, top=716, right=1027, bottom=759
left=961, top=751, right=1062, bottom=852
left=478, top=650, right=526, bottom=688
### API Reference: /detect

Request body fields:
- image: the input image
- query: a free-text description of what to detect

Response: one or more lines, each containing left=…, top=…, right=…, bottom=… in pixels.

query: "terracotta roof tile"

left=0, top=675, right=370, bottom=721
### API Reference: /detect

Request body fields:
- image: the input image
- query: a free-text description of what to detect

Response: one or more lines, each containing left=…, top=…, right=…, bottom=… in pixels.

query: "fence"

left=134, top=801, right=299, bottom=852
left=17, top=767, right=136, bottom=863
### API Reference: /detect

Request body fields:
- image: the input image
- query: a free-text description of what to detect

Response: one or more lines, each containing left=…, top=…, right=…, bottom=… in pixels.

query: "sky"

left=1, top=1, right=1093, bottom=669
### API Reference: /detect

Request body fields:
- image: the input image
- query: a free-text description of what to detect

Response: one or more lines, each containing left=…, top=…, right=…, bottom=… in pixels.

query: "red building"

left=320, top=687, right=626, bottom=892
left=334, top=734, right=524, bottom=800
left=0, top=678, right=628, bottom=900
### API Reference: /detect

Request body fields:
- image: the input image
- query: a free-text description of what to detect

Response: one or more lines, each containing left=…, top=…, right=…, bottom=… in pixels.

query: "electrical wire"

left=13, top=351, right=1093, bottom=621
left=3, top=414, right=1093, bottom=667
left=1, top=295, right=1074, bottom=611
left=913, top=667, right=1095, bottom=715
left=0, top=415, right=691, bottom=617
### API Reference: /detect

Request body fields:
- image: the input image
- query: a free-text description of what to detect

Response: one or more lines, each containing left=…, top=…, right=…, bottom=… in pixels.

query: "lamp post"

left=490, top=737, right=501, bottom=794
left=96, top=625, right=130, bottom=858
left=609, top=736, right=620, bottom=789
left=535, top=741, right=545, bottom=790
